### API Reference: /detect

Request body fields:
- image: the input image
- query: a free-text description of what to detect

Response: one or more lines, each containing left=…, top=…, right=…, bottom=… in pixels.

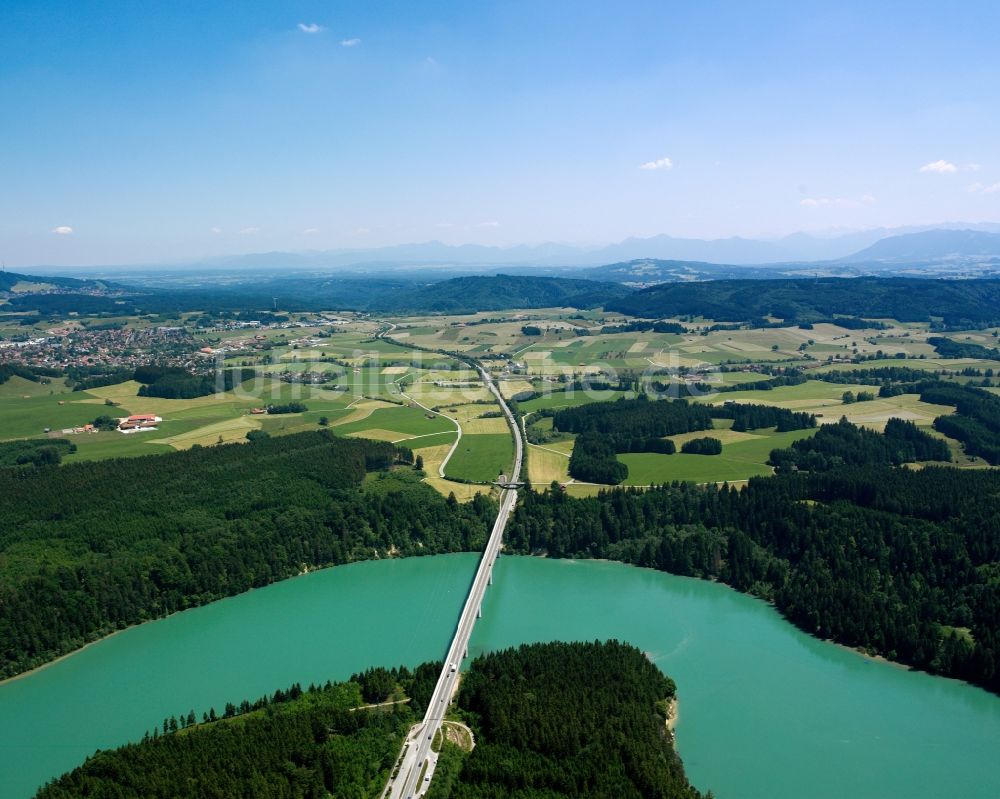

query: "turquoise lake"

left=2, top=553, right=999, bottom=798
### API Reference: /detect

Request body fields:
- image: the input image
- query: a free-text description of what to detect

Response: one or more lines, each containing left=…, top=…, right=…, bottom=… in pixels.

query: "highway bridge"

left=383, top=360, right=524, bottom=799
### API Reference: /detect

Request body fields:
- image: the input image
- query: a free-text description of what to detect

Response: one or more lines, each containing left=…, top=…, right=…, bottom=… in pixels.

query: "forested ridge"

left=506, top=467, right=1000, bottom=693
left=608, top=276, right=1000, bottom=326
left=0, top=431, right=495, bottom=678
left=431, top=641, right=707, bottom=799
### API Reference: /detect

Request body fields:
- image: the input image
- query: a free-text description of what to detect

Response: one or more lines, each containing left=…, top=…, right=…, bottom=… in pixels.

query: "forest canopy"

left=0, top=432, right=495, bottom=678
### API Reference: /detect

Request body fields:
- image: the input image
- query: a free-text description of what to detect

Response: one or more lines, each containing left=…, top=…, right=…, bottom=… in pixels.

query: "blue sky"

left=2, top=0, right=1000, bottom=266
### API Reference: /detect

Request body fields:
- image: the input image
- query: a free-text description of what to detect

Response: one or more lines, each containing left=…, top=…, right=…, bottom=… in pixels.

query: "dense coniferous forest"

left=430, top=641, right=706, bottom=799
left=505, top=467, right=1000, bottom=693
left=928, top=336, right=1000, bottom=360
left=34, top=643, right=705, bottom=799
left=568, top=432, right=632, bottom=484
left=134, top=365, right=244, bottom=399
left=552, top=396, right=713, bottom=443
left=680, top=437, right=723, bottom=455
left=0, top=432, right=495, bottom=678
left=769, top=417, right=950, bottom=472
left=0, top=438, right=76, bottom=467
left=34, top=678, right=415, bottom=799
left=710, top=402, right=816, bottom=432
left=553, top=396, right=711, bottom=482
left=920, top=383, right=1000, bottom=464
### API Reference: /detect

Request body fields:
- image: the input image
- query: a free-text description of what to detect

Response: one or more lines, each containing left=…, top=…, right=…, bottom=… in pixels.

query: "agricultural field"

left=619, top=428, right=817, bottom=486
left=3, top=306, right=998, bottom=495
left=444, top=433, right=515, bottom=483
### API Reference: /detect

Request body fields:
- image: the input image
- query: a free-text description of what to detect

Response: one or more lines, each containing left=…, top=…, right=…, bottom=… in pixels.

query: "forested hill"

left=427, top=641, right=705, bottom=799
left=0, top=432, right=495, bottom=678
left=6, top=273, right=630, bottom=316
left=370, top=274, right=632, bottom=313
left=607, top=276, right=1000, bottom=325
left=0, top=270, right=108, bottom=292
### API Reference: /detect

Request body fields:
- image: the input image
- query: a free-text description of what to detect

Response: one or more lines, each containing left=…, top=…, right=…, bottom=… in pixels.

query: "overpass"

left=383, top=359, right=524, bottom=799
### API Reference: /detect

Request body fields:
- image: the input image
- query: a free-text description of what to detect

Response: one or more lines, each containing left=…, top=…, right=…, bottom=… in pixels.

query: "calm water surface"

left=2, top=553, right=999, bottom=799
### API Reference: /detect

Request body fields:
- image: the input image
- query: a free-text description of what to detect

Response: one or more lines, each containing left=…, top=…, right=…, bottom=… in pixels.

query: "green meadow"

left=444, top=433, right=515, bottom=483
left=619, top=428, right=817, bottom=485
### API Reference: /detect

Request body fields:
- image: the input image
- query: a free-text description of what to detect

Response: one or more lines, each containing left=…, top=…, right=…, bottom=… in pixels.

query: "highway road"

left=384, top=357, right=524, bottom=799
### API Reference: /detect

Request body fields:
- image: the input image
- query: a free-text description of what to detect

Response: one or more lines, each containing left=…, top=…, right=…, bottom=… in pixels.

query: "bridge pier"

left=477, top=605, right=482, bottom=619
left=488, top=569, right=493, bottom=586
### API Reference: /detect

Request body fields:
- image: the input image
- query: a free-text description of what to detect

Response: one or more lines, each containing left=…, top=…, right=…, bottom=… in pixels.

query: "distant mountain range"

left=187, top=224, right=1000, bottom=271
left=838, top=229, right=1000, bottom=264
left=22, top=224, right=1000, bottom=279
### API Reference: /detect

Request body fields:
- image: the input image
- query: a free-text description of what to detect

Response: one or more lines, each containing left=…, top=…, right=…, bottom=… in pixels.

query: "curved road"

left=379, top=331, right=524, bottom=799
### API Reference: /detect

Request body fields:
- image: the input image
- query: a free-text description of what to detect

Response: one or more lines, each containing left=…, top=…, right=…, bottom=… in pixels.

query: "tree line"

left=554, top=397, right=814, bottom=484
left=553, top=396, right=712, bottom=483
left=134, top=365, right=244, bottom=399
left=505, top=466, right=1000, bottom=694
left=0, top=431, right=495, bottom=678
left=769, top=417, right=950, bottom=472
left=921, top=382, right=1000, bottom=464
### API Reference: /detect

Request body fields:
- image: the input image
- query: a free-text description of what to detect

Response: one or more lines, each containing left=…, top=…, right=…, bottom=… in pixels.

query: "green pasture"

left=331, top=405, right=454, bottom=439
left=619, top=427, right=817, bottom=485
left=444, top=433, right=514, bottom=483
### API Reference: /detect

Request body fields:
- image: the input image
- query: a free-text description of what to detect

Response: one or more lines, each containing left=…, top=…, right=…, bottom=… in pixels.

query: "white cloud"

left=209, top=226, right=223, bottom=234
left=340, top=38, right=361, bottom=47
left=354, top=227, right=371, bottom=235
left=239, top=226, right=259, bottom=235
left=476, top=220, right=500, bottom=228
left=920, top=159, right=958, bottom=174
left=639, top=157, right=673, bottom=171
left=302, top=227, right=319, bottom=234
left=800, top=195, right=876, bottom=209
left=297, top=23, right=323, bottom=34
left=969, top=181, right=1000, bottom=195
left=51, top=225, right=73, bottom=235
left=966, top=163, right=983, bottom=172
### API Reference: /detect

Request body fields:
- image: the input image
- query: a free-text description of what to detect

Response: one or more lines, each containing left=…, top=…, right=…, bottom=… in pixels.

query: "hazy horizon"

left=3, top=1, right=1000, bottom=266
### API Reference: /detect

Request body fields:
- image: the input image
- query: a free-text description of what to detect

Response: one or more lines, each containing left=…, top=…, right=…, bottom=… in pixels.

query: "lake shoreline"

left=0, top=550, right=969, bottom=696
left=4, top=554, right=1000, bottom=799
left=0, top=551, right=475, bottom=688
